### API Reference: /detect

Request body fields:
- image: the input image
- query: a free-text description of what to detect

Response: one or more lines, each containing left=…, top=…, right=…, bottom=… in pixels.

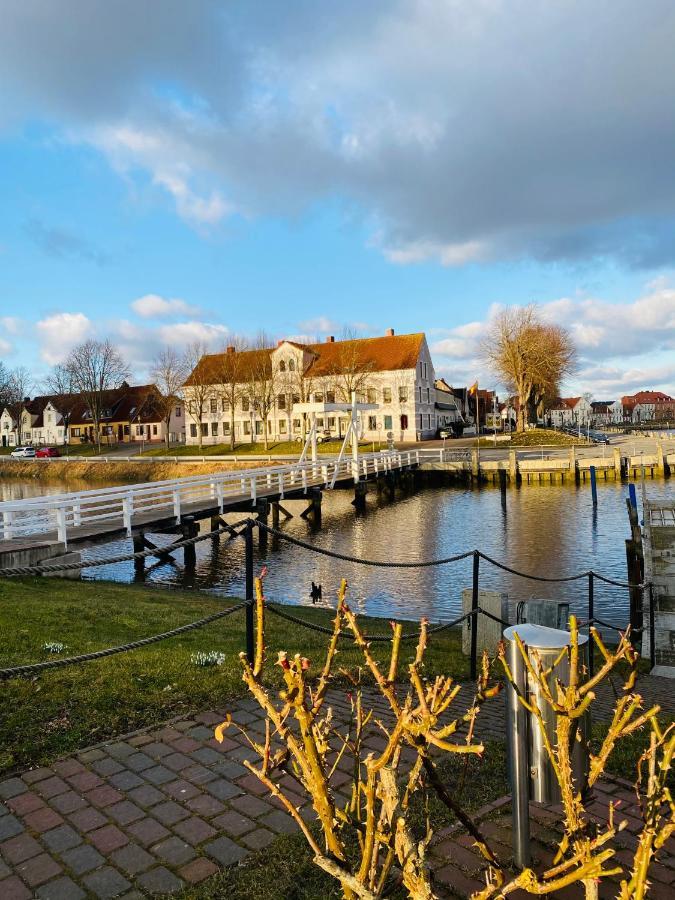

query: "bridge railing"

left=0, top=449, right=421, bottom=544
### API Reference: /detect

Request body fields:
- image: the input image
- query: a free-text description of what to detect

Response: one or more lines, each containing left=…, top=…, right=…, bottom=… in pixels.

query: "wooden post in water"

left=133, top=531, right=145, bottom=581
left=590, top=465, right=598, bottom=506
left=181, top=516, right=198, bottom=571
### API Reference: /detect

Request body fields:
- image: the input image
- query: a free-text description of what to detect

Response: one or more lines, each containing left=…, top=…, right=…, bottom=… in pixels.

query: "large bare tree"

left=5, top=367, right=32, bottom=445
left=213, top=336, right=249, bottom=450
left=65, top=339, right=129, bottom=450
left=326, top=329, right=376, bottom=404
left=44, top=363, right=80, bottom=445
left=481, top=306, right=576, bottom=432
left=150, top=347, right=189, bottom=449
left=247, top=333, right=277, bottom=450
left=183, top=341, right=212, bottom=449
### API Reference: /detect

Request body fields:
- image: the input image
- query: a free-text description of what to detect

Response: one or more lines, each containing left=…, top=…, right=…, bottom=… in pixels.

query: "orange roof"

left=621, top=390, right=674, bottom=405
left=185, top=348, right=272, bottom=386
left=186, top=333, right=426, bottom=385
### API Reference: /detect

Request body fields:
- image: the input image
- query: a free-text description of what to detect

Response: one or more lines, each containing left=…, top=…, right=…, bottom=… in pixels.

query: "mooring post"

left=587, top=572, right=594, bottom=677
left=256, top=500, right=269, bottom=550
left=353, top=481, right=367, bottom=510
left=182, top=516, right=197, bottom=570
left=245, top=520, right=254, bottom=664
left=132, top=531, right=145, bottom=580
left=272, top=502, right=280, bottom=529
left=590, top=465, right=598, bottom=506
left=470, top=550, right=480, bottom=681
left=628, top=483, right=637, bottom=510
left=210, top=515, right=221, bottom=541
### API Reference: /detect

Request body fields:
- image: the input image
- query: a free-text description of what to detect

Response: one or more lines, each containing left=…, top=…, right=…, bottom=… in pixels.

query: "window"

left=288, top=359, right=296, bottom=372
left=210, top=398, right=217, bottom=413
left=317, top=417, right=324, bottom=427
left=201, top=423, right=208, bottom=437
left=279, top=420, right=287, bottom=433
left=292, top=393, right=300, bottom=405
left=277, top=393, right=286, bottom=410
left=124, top=425, right=130, bottom=435
left=72, top=427, right=81, bottom=437
left=326, top=391, right=335, bottom=404
left=279, top=360, right=286, bottom=372
left=327, top=417, right=335, bottom=428
left=223, top=421, right=230, bottom=433
left=418, top=414, right=422, bottom=430
left=424, top=362, right=428, bottom=379
left=367, top=388, right=377, bottom=404
left=255, top=421, right=263, bottom=435
left=243, top=420, right=251, bottom=435
left=104, top=426, right=113, bottom=435
left=384, top=415, right=392, bottom=430
left=426, top=388, right=430, bottom=403
left=400, top=414, right=408, bottom=430
left=418, top=386, right=422, bottom=403
left=241, top=396, right=249, bottom=412
left=314, top=392, right=324, bottom=403
left=368, top=415, right=377, bottom=430
left=211, top=422, right=218, bottom=436
left=153, top=424, right=158, bottom=436
left=175, top=406, right=182, bottom=417
left=221, top=399, right=227, bottom=413
left=399, top=386, right=408, bottom=403
left=136, top=425, right=144, bottom=436
left=383, top=387, right=392, bottom=403
left=293, top=418, right=301, bottom=431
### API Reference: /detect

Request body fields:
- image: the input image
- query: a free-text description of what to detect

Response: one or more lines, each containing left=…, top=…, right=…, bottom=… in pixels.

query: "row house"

left=549, top=396, right=593, bottom=427
left=184, top=330, right=439, bottom=445
left=434, top=379, right=464, bottom=431
left=621, top=391, right=675, bottom=423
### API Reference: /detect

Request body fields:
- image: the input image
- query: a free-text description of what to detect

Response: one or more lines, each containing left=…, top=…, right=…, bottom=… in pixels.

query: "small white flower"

left=191, top=651, right=226, bottom=667
left=43, top=641, right=67, bottom=654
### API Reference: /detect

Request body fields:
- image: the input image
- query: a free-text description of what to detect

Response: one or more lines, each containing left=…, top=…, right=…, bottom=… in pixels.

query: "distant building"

left=434, top=378, right=464, bottom=431
left=549, top=396, right=592, bottom=427
left=621, top=391, right=675, bottom=423
left=590, top=401, right=614, bottom=424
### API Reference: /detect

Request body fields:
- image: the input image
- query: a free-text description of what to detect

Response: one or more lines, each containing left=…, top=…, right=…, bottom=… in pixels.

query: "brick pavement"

left=0, top=673, right=673, bottom=898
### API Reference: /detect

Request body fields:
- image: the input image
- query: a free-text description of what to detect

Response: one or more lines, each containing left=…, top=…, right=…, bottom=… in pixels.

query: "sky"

left=1, top=0, right=674, bottom=399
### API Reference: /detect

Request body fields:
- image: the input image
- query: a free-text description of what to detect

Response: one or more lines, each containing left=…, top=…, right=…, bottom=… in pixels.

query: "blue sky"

left=1, top=1, right=674, bottom=398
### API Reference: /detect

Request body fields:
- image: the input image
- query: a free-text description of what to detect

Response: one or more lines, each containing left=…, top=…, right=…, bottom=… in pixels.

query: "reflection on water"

left=3, top=477, right=673, bottom=628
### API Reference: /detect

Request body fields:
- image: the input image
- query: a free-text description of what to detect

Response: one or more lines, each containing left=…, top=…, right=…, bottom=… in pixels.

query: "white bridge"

left=0, top=448, right=423, bottom=548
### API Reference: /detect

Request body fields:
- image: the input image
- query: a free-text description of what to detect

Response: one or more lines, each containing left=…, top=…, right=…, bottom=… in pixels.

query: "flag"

left=468, top=381, right=478, bottom=395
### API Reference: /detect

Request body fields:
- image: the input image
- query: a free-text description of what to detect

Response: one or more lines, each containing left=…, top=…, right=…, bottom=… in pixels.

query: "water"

left=3, top=476, right=672, bottom=628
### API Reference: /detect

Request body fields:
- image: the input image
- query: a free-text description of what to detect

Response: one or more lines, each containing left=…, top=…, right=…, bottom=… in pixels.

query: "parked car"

left=437, top=428, right=454, bottom=439
left=10, top=446, right=36, bottom=458
left=36, top=447, right=61, bottom=458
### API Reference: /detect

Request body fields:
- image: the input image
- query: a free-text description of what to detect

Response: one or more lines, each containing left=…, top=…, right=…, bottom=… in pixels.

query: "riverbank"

left=0, top=578, right=464, bottom=776
left=0, top=458, right=276, bottom=483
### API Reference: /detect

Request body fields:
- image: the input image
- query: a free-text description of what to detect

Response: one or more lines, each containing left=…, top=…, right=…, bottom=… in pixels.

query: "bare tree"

left=183, top=341, right=212, bottom=449
left=326, top=329, right=376, bottom=404
left=150, top=347, right=189, bottom=449
left=5, top=367, right=32, bottom=445
left=0, top=361, right=10, bottom=409
left=44, top=363, right=80, bottom=445
left=481, top=306, right=576, bottom=432
left=247, top=333, right=276, bottom=450
left=213, top=336, right=249, bottom=451
left=65, top=340, right=129, bottom=451
left=278, top=344, right=315, bottom=441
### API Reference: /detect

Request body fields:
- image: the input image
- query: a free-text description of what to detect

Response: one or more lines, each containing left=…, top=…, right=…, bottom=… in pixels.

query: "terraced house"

left=184, top=330, right=438, bottom=445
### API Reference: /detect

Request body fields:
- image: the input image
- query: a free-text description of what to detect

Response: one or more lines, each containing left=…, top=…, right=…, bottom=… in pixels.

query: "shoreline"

left=0, top=458, right=274, bottom=484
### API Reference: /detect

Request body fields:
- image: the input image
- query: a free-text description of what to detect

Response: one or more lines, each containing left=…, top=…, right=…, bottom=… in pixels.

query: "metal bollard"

left=504, top=624, right=590, bottom=869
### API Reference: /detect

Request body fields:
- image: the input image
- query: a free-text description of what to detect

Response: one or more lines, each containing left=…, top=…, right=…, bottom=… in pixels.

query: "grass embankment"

left=0, top=578, right=465, bottom=776
left=478, top=428, right=589, bottom=448
left=0, top=445, right=105, bottom=457
left=142, top=439, right=377, bottom=457
left=0, top=458, right=275, bottom=483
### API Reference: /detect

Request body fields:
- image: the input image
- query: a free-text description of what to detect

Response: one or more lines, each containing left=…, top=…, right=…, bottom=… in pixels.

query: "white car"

left=10, top=446, right=36, bottom=458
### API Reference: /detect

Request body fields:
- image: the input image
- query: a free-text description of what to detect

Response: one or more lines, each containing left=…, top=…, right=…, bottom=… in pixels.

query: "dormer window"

left=288, top=359, right=295, bottom=372
left=279, top=360, right=286, bottom=372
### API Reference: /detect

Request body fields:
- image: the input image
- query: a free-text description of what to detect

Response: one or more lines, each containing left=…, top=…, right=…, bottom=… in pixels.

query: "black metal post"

left=470, top=550, right=480, bottom=680
left=587, top=572, right=594, bottom=677
left=649, top=584, right=655, bottom=672
left=245, top=520, right=254, bottom=664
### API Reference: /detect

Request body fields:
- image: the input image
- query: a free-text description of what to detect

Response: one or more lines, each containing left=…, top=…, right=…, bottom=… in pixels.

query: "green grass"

left=0, top=578, right=466, bottom=776
left=179, top=743, right=509, bottom=900
left=141, top=440, right=380, bottom=457
left=477, top=429, right=589, bottom=448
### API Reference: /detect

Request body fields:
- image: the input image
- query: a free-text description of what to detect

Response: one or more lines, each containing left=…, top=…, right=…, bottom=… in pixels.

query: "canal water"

left=2, top=477, right=672, bottom=629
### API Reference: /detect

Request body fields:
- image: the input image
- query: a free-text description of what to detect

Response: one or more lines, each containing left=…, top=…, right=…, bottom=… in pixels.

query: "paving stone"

left=127, top=784, right=164, bottom=808
left=162, top=752, right=194, bottom=773
left=213, top=760, right=248, bottom=780
left=229, top=794, right=273, bottom=818
left=0, top=858, right=9, bottom=876
left=0, top=814, right=24, bottom=840
left=35, top=777, right=69, bottom=799
left=207, top=778, right=241, bottom=802
left=50, top=791, right=87, bottom=815
left=229, top=746, right=260, bottom=764
left=92, top=757, right=125, bottom=777
left=187, top=725, right=214, bottom=741
left=85, top=786, right=125, bottom=809
left=82, top=865, right=131, bottom=898
left=191, top=747, right=223, bottom=766
left=16, top=852, right=63, bottom=887
left=136, top=866, right=184, bottom=895
left=111, top=842, right=156, bottom=875
left=260, top=809, right=299, bottom=834
left=142, top=766, right=174, bottom=786
left=170, top=737, right=201, bottom=754
left=128, top=735, right=153, bottom=748
left=36, top=875, right=86, bottom=900
left=126, top=818, right=170, bottom=847
left=108, top=771, right=145, bottom=791
left=211, top=810, right=255, bottom=837
left=88, top=824, right=130, bottom=853
left=7, top=792, right=45, bottom=815
left=0, top=779, right=28, bottom=800
left=67, top=806, right=108, bottom=833
left=107, top=800, right=145, bottom=826
left=151, top=800, right=190, bottom=826
left=77, top=748, right=106, bottom=763
left=126, top=753, right=154, bottom=773
left=41, top=823, right=82, bottom=854
left=173, top=816, right=217, bottom=845
left=59, top=842, right=105, bottom=875
left=106, top=743, right=135, bottom=761
left=67, top=771, right=103, bottom=793
left=194, top=711, right=223, bottom=725
left=205, top=835, right=249, bottom=866
left=180, top=764, right=217, bottom=785
left=241, top=827, right=276, bottom=850
left=178, top=857, right=220, bottom=884
left=52, top=759, right=85, bottom=779
left=24, top=807, right=64, bottom=833
left=164, top=779, right=201, bottom=801
left=0, top=875, right=33, bottom=899
left=141, top=742, right=173, bottom=759
left=0, top=832, right=43, bottom=864
left=22, top=768, right=54, bottom=785
left=151, top=835, right=196, bottom=866
left=185, top=794, right=226, bottom=818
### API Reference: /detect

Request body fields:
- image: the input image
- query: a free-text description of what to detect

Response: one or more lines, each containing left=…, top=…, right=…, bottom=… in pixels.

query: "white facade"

left=185, top=334, right=439, bottom=445
left=550, top=397, right=592, bottom=427
left=0, top=408, right=17, bottom=446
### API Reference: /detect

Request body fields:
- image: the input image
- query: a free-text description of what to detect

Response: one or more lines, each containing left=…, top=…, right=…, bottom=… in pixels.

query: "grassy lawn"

left=0, top=577, right=466, bottom=776
left=477, top=429, right=590, bottom=448
left=141, top=439, right=381, bottom=457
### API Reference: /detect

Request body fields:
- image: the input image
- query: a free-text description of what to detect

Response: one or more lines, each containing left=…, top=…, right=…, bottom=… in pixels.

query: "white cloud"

left=383, top=239, right=489, bottom=267
left=0, top=337, right=12, bottom=355
left=35, top=312, right=93, bottom=364
left=157, top=321, right=229, bottom=348
left=0, top=317, right=21, bottom=335
left=131, top=293, right=201, bottom=319
left=297, top=316, right=340, bottom=334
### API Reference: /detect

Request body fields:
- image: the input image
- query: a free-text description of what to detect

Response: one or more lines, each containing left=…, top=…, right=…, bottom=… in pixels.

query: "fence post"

left=587, top=572, right=594, bottom=677
left=245, top=520, right=254, bottom=664
left=470, top=550, right=480, bottom=681
left=649, top=583, right=656, bottom=672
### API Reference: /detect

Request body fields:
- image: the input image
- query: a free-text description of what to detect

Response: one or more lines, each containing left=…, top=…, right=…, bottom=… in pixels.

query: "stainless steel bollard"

left=504, top=624, right=590, bottom=869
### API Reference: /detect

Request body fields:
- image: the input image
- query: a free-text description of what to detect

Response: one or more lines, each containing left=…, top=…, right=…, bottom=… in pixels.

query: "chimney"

left=277, top=339, right=284, bottom=347
left=325, top=335, right=335, bottom=343
left=226, top=346, right=235, bottom=354
left=385, top=328, right=395, bottom=337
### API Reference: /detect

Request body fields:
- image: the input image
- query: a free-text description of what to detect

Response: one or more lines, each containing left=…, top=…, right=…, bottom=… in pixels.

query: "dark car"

left=36, top=447, right=61, bottom=458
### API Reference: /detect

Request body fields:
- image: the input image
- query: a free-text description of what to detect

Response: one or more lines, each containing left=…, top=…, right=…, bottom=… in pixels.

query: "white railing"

left=0, top=450, right=420, bottom=546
